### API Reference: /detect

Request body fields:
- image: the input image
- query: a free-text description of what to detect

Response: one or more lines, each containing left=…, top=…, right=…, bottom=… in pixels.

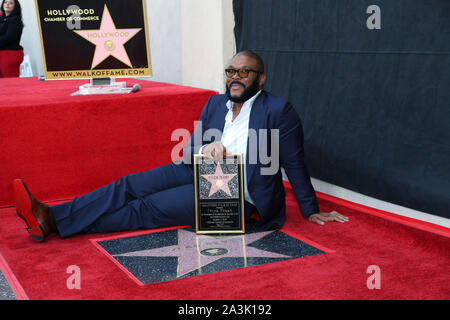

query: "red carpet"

left=0, top=77, right=215, bottom=207
left=0, top=188, right=448, bottom=300
left=0, top=78, right=449, bottom=300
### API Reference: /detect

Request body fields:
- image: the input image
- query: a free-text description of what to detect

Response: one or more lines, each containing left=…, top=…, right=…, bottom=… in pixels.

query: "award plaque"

left=194, top=154, right=245, bottom=234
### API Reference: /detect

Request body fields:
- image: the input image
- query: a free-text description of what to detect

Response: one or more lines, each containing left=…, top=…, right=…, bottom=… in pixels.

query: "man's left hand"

left=308, top=211, right=349, bottom=225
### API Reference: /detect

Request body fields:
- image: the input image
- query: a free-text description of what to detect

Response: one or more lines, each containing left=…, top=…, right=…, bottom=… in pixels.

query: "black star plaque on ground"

left=93, top=223, right=326, bottom=285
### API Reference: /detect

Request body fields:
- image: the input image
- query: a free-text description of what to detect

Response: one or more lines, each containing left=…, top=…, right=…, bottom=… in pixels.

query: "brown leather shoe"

left=13, top=179, right=56, bottom=242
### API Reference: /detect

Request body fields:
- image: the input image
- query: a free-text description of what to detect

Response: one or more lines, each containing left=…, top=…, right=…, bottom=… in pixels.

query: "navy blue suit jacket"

left=184, top=91, right=319, bottom=229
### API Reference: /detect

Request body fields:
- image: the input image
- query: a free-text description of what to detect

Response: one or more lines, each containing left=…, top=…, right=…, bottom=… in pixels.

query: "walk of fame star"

left=95, top=226, right=325, bottom=285
left=73, top=5, right=142, bottom=69
left=201, top=163, right=237, bottom=197
left=114, top=229, right=289, bottom=278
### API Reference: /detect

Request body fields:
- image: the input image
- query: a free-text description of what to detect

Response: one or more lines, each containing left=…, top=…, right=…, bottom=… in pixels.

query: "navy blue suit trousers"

left=51, top=162, right=256, bottom=238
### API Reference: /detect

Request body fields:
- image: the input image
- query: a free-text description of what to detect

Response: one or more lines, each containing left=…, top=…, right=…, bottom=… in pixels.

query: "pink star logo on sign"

left=73, top=5, right=142, bottom=69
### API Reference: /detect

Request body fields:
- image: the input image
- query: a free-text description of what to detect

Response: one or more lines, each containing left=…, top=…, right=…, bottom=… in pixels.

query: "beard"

left=226, top=74, right=261, bottom=103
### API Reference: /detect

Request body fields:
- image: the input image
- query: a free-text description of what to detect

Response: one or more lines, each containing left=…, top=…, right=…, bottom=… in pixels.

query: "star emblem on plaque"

left=194, top=154, right=245, bottom=234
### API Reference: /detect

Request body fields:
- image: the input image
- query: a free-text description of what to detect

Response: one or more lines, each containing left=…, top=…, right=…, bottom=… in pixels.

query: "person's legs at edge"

left=0, top=50, right=24, bottom=77
left=0, top=51, right=3, bottom=77
left=52, top=162, right=195, bottom=238
left=83, top=183, right=197, bottom=235
left=14, top=163, right=194, bottom=240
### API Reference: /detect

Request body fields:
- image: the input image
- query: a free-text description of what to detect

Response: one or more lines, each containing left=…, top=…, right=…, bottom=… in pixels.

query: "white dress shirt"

left=198, top=91, right=262, bottom=204
left=221, top=91, right=262, bottom=205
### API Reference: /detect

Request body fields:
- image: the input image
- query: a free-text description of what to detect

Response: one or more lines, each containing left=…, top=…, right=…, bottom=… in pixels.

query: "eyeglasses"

left=225, top=68, right=262, bottom=79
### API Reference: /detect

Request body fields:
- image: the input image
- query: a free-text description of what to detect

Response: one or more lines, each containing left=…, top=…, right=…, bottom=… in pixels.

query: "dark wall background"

left=233, top=0, right=450, bottom=219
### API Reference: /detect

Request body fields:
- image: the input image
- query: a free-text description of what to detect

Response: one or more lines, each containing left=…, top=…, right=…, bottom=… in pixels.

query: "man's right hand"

left=201, top=142, right=232, bottom=160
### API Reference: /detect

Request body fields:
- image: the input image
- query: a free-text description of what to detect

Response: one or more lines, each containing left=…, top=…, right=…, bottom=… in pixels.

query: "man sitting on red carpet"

left=13, top=50, right=349, bottom=242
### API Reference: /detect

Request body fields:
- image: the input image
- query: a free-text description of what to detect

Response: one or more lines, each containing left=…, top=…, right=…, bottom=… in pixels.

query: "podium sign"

left=194, top=155, right=245, bottom=234
left=35, top=0, right=151, bottom=79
